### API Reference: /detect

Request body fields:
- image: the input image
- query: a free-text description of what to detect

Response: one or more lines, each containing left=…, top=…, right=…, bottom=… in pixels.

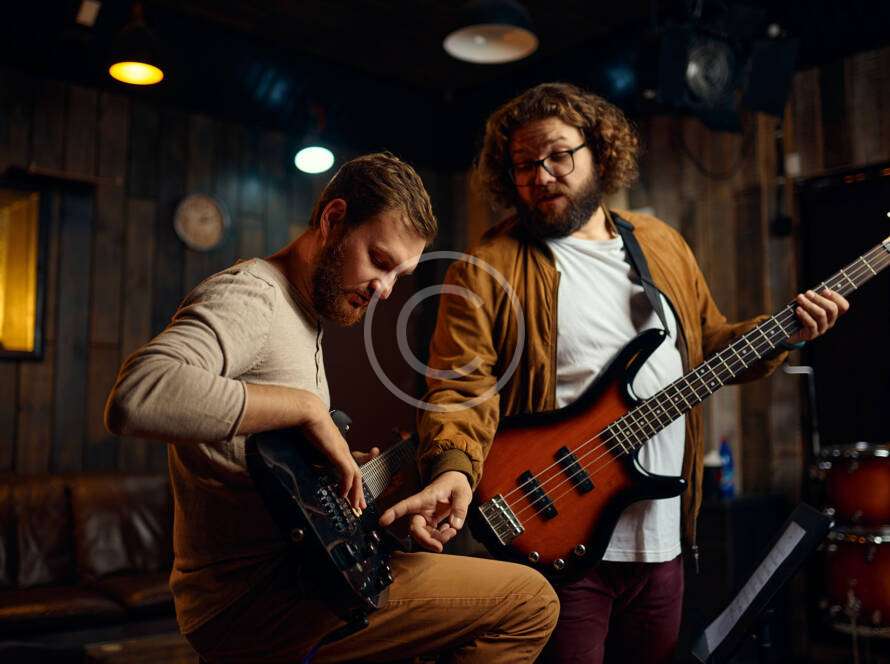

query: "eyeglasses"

left=508, top=143, right=588, bottom=186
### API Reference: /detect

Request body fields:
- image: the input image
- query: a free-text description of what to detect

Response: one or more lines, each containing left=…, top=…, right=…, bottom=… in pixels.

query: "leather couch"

left=0, top=473, right=173, bottom=638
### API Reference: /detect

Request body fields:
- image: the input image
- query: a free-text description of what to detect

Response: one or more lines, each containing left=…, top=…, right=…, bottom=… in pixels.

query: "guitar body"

left=245, top=413, right=396, bottom=621
left=471, top=328, right=686, bottom=577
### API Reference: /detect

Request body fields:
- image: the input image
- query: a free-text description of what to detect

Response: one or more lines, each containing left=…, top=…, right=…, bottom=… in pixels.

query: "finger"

left=448, top=487, right=472, bottom=530
left=823, top=288, right=850, bottom=314
left=804, top=290, right=837, bottom=329
left=795, top=306, right=818, bottom=340
left=797, top=292, right=829, bottom=333
left=352, top=468, right=366, bottom=511
left=369, top=446, right=381, bottom=459
left=378, top=492, right=429, bottom=526
left=409, top=516, right=444, bottom=552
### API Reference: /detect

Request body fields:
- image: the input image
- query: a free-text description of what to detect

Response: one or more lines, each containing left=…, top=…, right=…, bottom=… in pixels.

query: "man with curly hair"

left=381, top=83, right=847, bottom=663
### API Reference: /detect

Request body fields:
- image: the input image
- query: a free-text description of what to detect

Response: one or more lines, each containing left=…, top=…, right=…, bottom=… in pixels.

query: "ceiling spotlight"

left=294, top=146, right=335, bottom=174
left=444, top=0, right=538, bottom=64
left=108, top=2, right=165, bottom=86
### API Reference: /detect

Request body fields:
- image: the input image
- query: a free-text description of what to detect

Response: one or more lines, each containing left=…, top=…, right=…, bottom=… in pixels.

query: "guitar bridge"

left=478, top=495, right=524, bottom=546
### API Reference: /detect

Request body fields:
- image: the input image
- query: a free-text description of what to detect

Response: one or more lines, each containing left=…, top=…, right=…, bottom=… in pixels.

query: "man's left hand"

left=786, top=288, right=849, bottom=344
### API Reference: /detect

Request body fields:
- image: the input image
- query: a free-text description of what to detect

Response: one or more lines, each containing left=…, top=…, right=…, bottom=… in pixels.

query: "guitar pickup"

left=555, top=446, right=593, bottom=494
left=517, top=470, right=557, bottom=520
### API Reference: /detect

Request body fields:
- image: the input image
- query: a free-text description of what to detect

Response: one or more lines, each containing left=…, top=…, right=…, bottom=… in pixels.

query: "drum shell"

left=824, top=528, right=890, bottom=627
left=819, top=443, right=890, bottom=526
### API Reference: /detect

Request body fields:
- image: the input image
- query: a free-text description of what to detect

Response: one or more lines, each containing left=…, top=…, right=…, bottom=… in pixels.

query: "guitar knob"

left=528, top=551, right=540, bottom=563
left=573, top=544, right=586, bottom=557
left=332, top=542, right=360, bottom=569
left=552, top=558, right=566, bottom=571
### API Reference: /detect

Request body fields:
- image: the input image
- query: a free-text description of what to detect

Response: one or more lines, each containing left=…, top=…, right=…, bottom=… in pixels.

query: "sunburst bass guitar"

left=470, top=235, right=890, bottom=577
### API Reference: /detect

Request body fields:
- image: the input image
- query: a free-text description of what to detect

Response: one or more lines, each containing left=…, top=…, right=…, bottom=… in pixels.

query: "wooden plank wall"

left=0, top=68, right=306, bottom=475
left=1, top=44, right=888, bottom=478
left=627, top=45, right=890, bottom=496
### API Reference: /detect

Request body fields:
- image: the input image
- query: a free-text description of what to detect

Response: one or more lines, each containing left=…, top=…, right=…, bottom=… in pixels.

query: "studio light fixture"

left=294, top=146, right=334, bottom=174
left=294, top=106, right=335, bottom=175
left=443, top=0, right=538, bottom=64
left=108, top=2, right=165, bottom=86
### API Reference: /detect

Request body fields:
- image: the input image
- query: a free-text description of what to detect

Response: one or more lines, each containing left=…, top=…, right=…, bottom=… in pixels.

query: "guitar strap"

left=613, top=212, right=670, bottom=335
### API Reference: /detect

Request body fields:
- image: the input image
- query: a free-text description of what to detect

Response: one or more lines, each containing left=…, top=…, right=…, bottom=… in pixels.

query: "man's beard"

left=515, top=171, right=603, bottom=241
left=311, top=230, right=366, bottom=327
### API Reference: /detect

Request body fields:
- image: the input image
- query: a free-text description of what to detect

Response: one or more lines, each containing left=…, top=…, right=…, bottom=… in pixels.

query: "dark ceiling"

left=2, top=1, right=890, bottom=169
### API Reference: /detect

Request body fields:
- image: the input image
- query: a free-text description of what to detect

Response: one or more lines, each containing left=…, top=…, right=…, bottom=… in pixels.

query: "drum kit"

left=814, top=441, right=890, bottom=638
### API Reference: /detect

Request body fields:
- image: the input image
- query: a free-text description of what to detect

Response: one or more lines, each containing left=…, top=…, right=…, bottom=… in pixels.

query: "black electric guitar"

left=470, top=236, right=890, bottom=578
left=246, top=411, right=417, bottom=624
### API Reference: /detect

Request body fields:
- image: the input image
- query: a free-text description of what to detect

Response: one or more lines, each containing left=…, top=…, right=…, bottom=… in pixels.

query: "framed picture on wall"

left=0, top=180, right=49, bottom=360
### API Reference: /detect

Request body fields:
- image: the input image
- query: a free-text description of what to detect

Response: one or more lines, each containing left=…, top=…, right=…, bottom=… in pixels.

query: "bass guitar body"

left=471, top=328, right=686, bottom=577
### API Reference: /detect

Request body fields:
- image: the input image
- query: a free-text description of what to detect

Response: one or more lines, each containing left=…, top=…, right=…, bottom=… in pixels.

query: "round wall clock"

left=173, top=193, right=230, bottom=251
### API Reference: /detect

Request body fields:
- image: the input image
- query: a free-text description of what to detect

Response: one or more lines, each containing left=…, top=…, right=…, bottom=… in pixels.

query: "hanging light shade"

left=108, top=2, right=165, bottom=86
left=294, top=145, right=335, bottom=174
left=294, top=106, right=336, bottom=174
left=443, top=0, right=538, bottom=64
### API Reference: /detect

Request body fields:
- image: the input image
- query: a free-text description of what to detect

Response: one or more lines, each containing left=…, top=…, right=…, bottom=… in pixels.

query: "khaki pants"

left=187, top=551, right=559, bottom=663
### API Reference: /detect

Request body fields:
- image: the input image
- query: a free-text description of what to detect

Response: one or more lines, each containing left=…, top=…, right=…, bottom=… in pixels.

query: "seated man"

left=105, top=152, right=558, bottom=663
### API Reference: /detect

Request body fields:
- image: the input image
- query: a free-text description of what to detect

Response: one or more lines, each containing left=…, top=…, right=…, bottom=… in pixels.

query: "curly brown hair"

left=309, top=152, right=437, bottom=242
left=477, top=82, right=640, bottom=208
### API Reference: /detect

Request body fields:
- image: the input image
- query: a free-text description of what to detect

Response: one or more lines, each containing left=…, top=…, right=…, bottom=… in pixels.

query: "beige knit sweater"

left=105, top=258, right=330, bottom=634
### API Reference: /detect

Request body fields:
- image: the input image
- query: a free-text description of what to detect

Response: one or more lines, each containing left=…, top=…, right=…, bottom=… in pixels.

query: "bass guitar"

left=246, top=411, right=417, bottom=625
left=470, top=235, right=890, bottom=577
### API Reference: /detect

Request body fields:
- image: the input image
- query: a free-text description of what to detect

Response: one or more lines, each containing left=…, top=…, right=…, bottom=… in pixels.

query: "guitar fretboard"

left=361, top=435, right=417, bottom=500
left=604, top=238, right=890, bottom=454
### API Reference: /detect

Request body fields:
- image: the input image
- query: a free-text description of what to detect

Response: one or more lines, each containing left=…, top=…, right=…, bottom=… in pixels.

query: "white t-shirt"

left=547, top=233, right=685, bottom=562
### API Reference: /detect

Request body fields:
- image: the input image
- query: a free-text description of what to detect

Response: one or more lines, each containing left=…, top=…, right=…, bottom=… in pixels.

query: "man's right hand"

left=299, top=396, right=366, bottom=511
left=238, top=384, right=365, bottom=511
left=378, top=471, right=472, bottom=552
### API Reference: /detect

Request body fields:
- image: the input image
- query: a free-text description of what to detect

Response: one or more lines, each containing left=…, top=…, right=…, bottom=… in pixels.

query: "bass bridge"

left=477, top=495, right=524, bottom=546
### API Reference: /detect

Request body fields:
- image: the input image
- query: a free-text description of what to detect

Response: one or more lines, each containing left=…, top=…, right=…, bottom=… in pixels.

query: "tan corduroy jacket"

left=417, top=208, right=788, bottom=549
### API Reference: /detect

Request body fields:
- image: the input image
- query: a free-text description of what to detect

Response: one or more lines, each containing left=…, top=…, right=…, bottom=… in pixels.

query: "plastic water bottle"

left=719, top=438, right=736, bottom=499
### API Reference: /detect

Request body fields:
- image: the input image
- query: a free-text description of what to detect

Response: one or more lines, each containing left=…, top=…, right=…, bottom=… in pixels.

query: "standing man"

left=106, top=152, right=558, bottom=663
left=382, top=84, right=847, bottom=663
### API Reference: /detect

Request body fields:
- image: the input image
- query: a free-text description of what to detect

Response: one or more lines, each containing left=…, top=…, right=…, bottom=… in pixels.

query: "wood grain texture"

left=182, top=114, right=216, bottom=292
left=84, top=92, right=130, bottom=471
left=31, top=79, right=65, bottom=171
left=52, top=190, right=93, bottom=471
left=119, top=198, right=157, bottom=471
left=152, top=109, right=187, bottom=336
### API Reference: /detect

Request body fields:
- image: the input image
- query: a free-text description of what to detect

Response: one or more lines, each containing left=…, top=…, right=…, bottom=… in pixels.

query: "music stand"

left=691, top=503, right=833, bottom=663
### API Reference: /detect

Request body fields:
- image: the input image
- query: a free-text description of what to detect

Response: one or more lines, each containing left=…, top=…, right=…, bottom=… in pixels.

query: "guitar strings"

left=488, top=245, right=889, bottom=538
left=506, top=247, right=888, bottom=528
left=506, top=243, right=887, bottom=507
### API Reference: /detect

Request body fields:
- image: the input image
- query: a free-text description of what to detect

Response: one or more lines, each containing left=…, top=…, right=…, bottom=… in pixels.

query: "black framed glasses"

left=508, top=143, right=588, bottom=186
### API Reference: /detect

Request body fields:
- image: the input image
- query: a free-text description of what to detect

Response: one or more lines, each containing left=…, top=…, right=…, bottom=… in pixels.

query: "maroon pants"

left=541, top=555, right=684, bottom=664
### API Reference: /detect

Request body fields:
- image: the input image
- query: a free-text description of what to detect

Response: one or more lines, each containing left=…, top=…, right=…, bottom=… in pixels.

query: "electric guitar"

left=246, top=412, right=417, bottom=623
left=470, top=235, right=890, bottom=577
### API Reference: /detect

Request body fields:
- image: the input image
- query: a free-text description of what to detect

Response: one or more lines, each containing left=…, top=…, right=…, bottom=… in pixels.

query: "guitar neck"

left=610, top=237, right=890, bottom=452
left=360, top=434, right=417, bottom=501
